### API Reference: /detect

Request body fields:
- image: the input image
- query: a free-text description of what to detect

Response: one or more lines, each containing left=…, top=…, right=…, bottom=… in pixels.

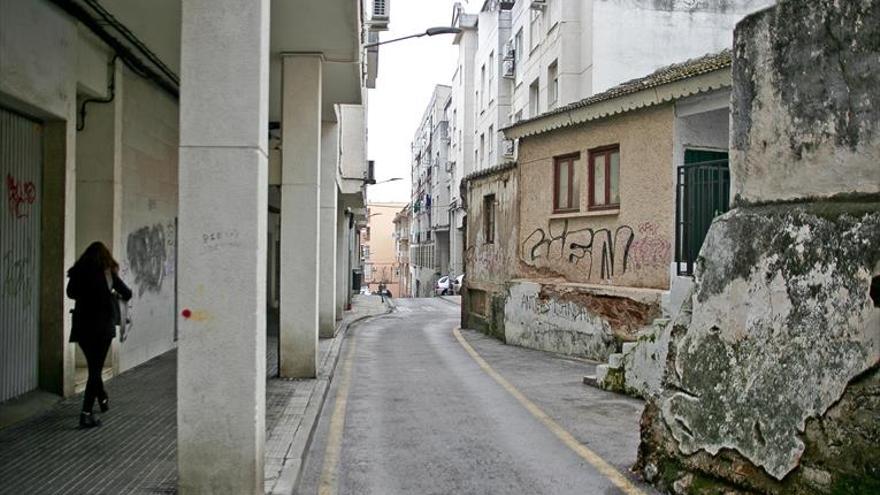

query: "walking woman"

left=67, top=241, right=132, bottom=428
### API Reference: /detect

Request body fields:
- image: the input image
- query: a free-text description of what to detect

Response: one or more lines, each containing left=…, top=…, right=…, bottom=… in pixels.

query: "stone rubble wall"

left=637, top=0, right=880, bottom=492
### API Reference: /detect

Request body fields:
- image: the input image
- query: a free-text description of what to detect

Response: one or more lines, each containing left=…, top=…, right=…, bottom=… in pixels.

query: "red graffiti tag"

left=6, top=174, right=36, bottom=219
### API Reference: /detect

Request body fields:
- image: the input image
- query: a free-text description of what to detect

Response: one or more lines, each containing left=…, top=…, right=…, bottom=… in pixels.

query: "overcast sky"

left=365, top=0, right=474, bottom=204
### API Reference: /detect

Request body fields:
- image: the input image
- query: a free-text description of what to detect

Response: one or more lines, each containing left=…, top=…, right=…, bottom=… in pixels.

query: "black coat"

left=67, top=267, right=132, bottom=343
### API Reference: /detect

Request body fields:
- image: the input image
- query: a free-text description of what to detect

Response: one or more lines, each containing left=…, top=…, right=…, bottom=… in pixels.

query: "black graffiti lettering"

left=521, top=221, right=635, bottom=281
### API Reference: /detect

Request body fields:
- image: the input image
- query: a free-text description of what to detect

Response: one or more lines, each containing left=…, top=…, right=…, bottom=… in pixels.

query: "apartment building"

left=446, top=7, right=478, bottom=281
left=409, top=85, right=452, bottom=297
left=392, top=204, right=412, bottom=297
left=506, top=0, right=775, bottom=121
left=362, top=202, right=407, bottom=293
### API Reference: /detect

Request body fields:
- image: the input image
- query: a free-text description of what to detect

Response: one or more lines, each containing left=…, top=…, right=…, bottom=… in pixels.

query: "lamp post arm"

left=364, top=32, right=426, bottom=49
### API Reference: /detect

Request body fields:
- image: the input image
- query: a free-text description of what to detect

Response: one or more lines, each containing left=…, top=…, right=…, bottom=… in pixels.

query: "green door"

left=676, top=150, right=730, bottom=276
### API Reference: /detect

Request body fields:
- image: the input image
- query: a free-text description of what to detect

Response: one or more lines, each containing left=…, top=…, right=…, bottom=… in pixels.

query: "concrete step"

left=595, top=364, right=610, bottom=383
left=582, top=374, right=599, bottom=387
left=621, top=342, right=638, bottom=355
left=607, top=353, right=625, bottom=369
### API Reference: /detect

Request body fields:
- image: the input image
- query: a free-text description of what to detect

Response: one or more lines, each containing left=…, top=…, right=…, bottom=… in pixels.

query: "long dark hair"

left=69, top=241, right=119, bottom=276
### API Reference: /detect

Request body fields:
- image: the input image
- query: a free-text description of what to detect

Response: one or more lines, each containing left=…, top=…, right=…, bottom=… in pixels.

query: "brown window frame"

left=588, top=145, right=620, bottom=210
left=484, top=194, right=496, bottom=244
left=552, top=153, right=580, bottom=213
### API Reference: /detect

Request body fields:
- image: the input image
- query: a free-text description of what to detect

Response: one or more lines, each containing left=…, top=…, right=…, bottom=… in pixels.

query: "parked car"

left=435, top=276, right=451, bottom=295
left=359, top=286, right=371, bottom=295
left=452, top=274, right=464, bottom=295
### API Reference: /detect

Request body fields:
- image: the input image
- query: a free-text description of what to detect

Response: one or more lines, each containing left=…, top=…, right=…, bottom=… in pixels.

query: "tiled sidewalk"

left=0, top=295, right=390, bottom=495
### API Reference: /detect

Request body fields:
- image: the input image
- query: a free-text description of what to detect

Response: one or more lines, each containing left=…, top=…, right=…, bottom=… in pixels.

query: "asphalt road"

left=298, top=297, right=656, bottom=495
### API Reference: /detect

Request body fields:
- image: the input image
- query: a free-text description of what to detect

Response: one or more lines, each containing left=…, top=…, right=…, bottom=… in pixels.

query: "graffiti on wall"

left=465, top=245, right=504, bottom=272
left=6, top=174, right=37, bottom=219
left=2, top=247, right=32, bottom=306
left=127, top=223, right=168, bottom=296
left=628, top=222, right=672, bottom=271
left=521, top=219, right=635, bottom=281
left=519, top=292, right=590, bottom=321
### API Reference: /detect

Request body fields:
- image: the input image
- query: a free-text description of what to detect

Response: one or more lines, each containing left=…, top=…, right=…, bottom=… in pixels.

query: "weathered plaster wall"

left=639, top=2, right=880, bottom=491
left=118, top=69, right=179, bottom=372
left=503, top=280, right=662, bottom=361
left=730, top=0, right=880, bottom=204
left=640, top=205, right=880, bottom=492
left=504, top=280, right=615, bottom=360
left=465, top=167, right=520, bottom=285
left=463, top=165, right=519, bottom=337
left=664, top=205, right=879, bottom=479
left=518, top=104, right=675, bottom=290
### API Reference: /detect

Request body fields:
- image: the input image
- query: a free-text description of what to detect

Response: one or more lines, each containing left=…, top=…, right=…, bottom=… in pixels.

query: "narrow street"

left=298, top=297, right=656, bottom=495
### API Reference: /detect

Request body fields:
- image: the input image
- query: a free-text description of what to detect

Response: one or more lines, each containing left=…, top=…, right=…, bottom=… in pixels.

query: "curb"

left=437, top=295, right=462, bottom=307
left=270, top=303, right=394, bottom=495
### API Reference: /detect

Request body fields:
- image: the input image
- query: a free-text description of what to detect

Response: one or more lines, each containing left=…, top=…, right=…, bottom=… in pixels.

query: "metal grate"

left=1, top=106, right=43, bottom=402
left=675, top=158, right=730, bottom=277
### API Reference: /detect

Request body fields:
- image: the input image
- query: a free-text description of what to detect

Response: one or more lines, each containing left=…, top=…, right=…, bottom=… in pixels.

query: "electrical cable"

left=81, top=0, right=179, bottom=85
left=46, top=0, right=178, bottom=99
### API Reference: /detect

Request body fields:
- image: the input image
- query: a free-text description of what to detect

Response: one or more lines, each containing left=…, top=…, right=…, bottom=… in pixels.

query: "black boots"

left=99, top=397, right=109, bottom=413
left=79, top=412, right=101, bottom=428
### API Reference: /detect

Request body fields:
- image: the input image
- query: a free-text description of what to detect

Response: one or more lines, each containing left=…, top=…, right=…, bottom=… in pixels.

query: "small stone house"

left=462, top=162, right=519, bottom=338
left=479, top=51, right=736, bottom=361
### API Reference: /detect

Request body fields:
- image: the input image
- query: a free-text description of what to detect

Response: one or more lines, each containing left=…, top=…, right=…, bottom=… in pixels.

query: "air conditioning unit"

left=503, top=139, right=515, bottom=157
left=530, top=0, right=547, bottom=10
left=503, top=39, right=515, bottom=61
left=502, top=59, right=515, bottom=79
left=369, top=0, right=390, bottom=31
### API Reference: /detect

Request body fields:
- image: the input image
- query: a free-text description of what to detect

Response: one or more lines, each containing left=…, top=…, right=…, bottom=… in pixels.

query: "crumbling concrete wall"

left=660, top=205, right=878, bottom=479
left=638, top=1, right=880, bottom=492
left=730, top=0, right=880, bottom=204
left=504, top=280, right=661, bottom=361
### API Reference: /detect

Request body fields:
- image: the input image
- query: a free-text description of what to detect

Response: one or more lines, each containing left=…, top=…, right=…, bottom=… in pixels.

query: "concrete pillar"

left=178, top=1, right=268, bottom=493
left=319, top=123, right=338, bottom=337
left=335, top=207, right=347, bottom=319
left=280, top=54, right=322, bottom=378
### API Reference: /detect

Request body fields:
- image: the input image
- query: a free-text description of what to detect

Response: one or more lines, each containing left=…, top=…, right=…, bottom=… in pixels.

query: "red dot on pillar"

left=181, top=309, right=192, bottom=319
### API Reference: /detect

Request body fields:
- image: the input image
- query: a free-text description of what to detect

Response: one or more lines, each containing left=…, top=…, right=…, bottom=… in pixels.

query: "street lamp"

left=370, top=177, right=403, bottom=186
left=363, top=27, right=461, bottom=49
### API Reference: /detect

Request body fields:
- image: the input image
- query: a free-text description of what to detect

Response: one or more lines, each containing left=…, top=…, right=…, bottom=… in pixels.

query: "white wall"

left=0, top=0, right=77, bottom=119
left=117, top=69, right=179, bottom=371
left=337, top=104, right=366, bottom=192
left=591, top=0, right=775, bottom=93
left=449, top=27, right=477, bottom=190
left=473, top=5, right=512, bottom=172
left=505, top=0, right=773, bottom=124
left=508, top=0, right=582, bottom=120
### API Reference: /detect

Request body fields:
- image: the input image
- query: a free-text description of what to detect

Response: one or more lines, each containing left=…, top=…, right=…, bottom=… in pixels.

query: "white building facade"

left=409, top=85, right=452, bottom=297
left=446, top=6, right=478, bottom=283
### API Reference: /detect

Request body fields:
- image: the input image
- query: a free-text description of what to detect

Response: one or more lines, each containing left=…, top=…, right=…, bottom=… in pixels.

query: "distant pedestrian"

left=66, top=241, right=132, bottom=428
